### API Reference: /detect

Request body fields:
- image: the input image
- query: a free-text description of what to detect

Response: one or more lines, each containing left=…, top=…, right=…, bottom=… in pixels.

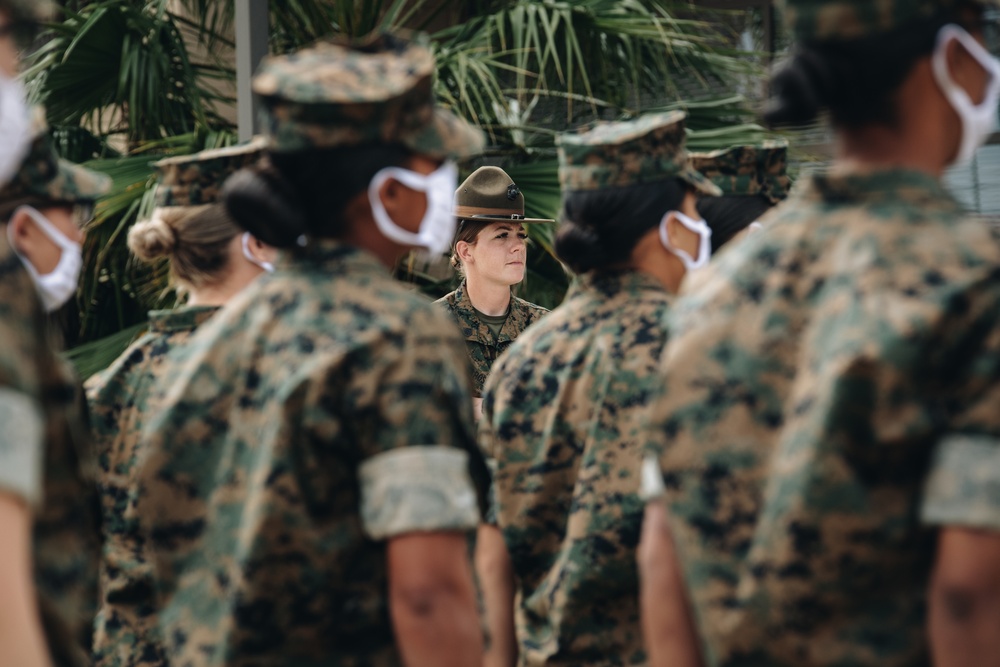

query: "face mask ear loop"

left=658, top=212, right=699, bottom=269
left=241, top=232, right=275, bottom=273
left=932, top=24, right=1000, bottom=163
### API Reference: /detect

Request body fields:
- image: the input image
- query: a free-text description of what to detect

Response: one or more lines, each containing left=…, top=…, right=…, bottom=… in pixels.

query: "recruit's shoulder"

left=511, top=293, right=549, bottom=324
left=434, top=287, right=460, bottom=310
left=84, top=328, right=155, bottom=402
left=0, top=233, right=48, bottom=397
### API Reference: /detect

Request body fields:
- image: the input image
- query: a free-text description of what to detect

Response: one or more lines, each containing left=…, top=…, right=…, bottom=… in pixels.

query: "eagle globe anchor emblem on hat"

left=454, top=166, right=555, bottom=225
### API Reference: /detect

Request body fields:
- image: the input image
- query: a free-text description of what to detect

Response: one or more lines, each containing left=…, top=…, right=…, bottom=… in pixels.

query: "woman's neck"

left=464, top=276, right=512, bottom=316
left=186, top=267, right=263, bottom=307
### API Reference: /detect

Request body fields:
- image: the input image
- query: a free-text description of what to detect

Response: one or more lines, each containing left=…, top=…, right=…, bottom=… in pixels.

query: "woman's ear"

left=377, top=177, right=424, bottom=234
left=662, top=212, right=699, bottom=258
left=7, top=208, right=31, bottom=253
left=249, top=235, right=278, bottom=264
left=456, top=239, right=475, bottom=265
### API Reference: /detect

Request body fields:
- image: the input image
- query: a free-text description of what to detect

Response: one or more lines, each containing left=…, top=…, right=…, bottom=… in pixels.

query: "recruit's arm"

left=389, top=531, right=484, bottom=667
left=476, top=524, right=517, bottom=667
left=928, top=527, right=1000, bottom=667
left=638, top=501, right=704, bottom=667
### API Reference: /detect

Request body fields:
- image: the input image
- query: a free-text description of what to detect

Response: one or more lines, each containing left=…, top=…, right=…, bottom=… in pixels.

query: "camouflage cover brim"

left=689, top=141, right=792, bottom=203
left=778, top=0, right=1000, bottom=42
left=679, top=166, right=723, bottom=197
left=399, top=107, right=485, bottom=161
left=153, top=138, right=267, bottom=207
left=558, top=111, right=721, bottom=196
left=53, top=160, right=112, bottom=203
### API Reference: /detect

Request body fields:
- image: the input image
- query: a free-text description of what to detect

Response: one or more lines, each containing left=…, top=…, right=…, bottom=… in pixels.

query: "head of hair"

left=128, top=203, right=241, bottom=290
left=763, top=4, right=982, bottom=130
left=450, top=219, right=493, bottom=272
left=697, top=193, right=774, bottom=253
left=555, top=177, right=689, bottom=274
left=223, top=143, right=412, bottom=249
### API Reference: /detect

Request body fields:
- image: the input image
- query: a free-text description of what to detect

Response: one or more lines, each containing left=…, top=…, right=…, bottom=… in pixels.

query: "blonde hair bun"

left=128, top=206, right=204, bottom=262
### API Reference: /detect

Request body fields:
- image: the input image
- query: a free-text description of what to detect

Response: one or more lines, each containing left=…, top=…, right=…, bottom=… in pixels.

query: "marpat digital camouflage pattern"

left=254, top=31, right=483, bottom=159
left=85, top=306, right=221, bottom=667
left=689, top=142, right=791, bottom=204
left=0, top=231, right=98, bottom=667
left=134, top=243, right=489, bottom=666
left=481, top=270, right=674, bottom=667
left=153, top=140, right=265, bottom=208
left=435, top=280, right=548, bottom=397
left=645, top=169, right=1000, bottom=667
left=0, top=113, right=110, bottom=217
left=557, top=111, right=720, bottom=196
left=778, top=0, right=1000, bottom=41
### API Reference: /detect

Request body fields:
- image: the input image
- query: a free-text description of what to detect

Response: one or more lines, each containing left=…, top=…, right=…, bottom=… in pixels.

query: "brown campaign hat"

left=454, top=166, right=553, bottom=224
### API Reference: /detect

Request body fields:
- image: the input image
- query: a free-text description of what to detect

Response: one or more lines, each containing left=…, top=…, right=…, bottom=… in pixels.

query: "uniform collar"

left=797, top=169, right=962, bottom=211
left=277, top=240, right=390, bottom=277
left=453, top=280, right=531, bottom=344
left=148, top=305, right=221, bottom=334
left=573, top=269, right=666, bottom=299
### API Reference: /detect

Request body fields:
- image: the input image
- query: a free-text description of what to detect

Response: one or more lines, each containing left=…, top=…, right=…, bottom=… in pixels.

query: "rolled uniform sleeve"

left=0, top=387, right=44, bottom=506
left=360, top=447, right=479, bottom=540
left=922, top=434, right=1000, bottom=531
left=922, top=308, right=1000, bottom=532
left=351, top=305, right=484, bottom=540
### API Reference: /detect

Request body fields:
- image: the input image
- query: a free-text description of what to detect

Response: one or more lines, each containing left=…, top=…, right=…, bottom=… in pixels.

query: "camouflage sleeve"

left=922, top=434, right=1000, bottom=531
left=359, top=446, right=479, bottom=540
left=0, top=387, right=44, bottom=506
left=352, top=304, right=483, bottom=539
left=477, top=370, right=501, bottom=526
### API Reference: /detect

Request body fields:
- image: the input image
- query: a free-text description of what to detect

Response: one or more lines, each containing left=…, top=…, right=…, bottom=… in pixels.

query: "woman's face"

left=460, top=221, right=528, bottom=287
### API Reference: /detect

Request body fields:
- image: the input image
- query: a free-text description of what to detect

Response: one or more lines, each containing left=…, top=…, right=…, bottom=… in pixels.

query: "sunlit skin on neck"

left=185, top=234, right=274, bottom=307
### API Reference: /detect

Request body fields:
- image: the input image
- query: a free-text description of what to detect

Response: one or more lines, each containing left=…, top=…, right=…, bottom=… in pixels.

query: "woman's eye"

left=518, top=234, right=528, bottom=240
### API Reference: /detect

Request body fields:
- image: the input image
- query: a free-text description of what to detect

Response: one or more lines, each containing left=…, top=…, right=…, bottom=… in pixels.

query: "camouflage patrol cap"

left=557, top=111, right=721, bottom=196
left=0, top=113, right=111, bottom=218
left=153, top=138, right=267, bottom=208
left=253, top=31, right=484, bottom=160
left=778, top=0, right=1000, bottom=42
left=0, top=0, right=56, bottom=21
left=689, top=141, right=792, bottom=204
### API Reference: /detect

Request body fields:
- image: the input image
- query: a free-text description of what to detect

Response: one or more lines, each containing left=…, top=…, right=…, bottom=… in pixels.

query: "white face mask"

left=8, top=206, right=83, bottom=313
left=0, top=73, right=32, bottom=188
left=368, top=161, right=459, bottom=256
left=932, top=24, right=1000, bottom=165
left=659, top=210, right=713, bottom=271
left=241, top=232, right=274, bottom=273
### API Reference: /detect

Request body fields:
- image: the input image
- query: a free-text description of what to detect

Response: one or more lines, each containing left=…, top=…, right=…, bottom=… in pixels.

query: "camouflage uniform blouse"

left=85, top=305, right=220, bottom=667
left=645, top=170, right=1000, bottom=667
left=481, top=270, right=672, bottom=667
left=0, top=232, right=99, bottom=667
left=135, top=243, right=488, bottom=667
left=436, top=280, right=548, bottom=396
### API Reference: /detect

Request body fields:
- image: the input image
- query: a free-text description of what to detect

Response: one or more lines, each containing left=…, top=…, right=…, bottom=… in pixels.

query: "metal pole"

left=236, top=0, right=269, bottom=142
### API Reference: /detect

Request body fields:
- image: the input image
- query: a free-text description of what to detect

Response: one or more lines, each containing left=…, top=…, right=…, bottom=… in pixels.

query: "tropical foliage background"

left=22, top=0, right=779, bottom=377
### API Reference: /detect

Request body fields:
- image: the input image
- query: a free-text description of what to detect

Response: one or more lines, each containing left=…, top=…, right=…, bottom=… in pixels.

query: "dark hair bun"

left=222, top=166, right=308, bottom=249
left=763, top=48, right=834, bottom=128
left=554, top=220, right=609, bottom=274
